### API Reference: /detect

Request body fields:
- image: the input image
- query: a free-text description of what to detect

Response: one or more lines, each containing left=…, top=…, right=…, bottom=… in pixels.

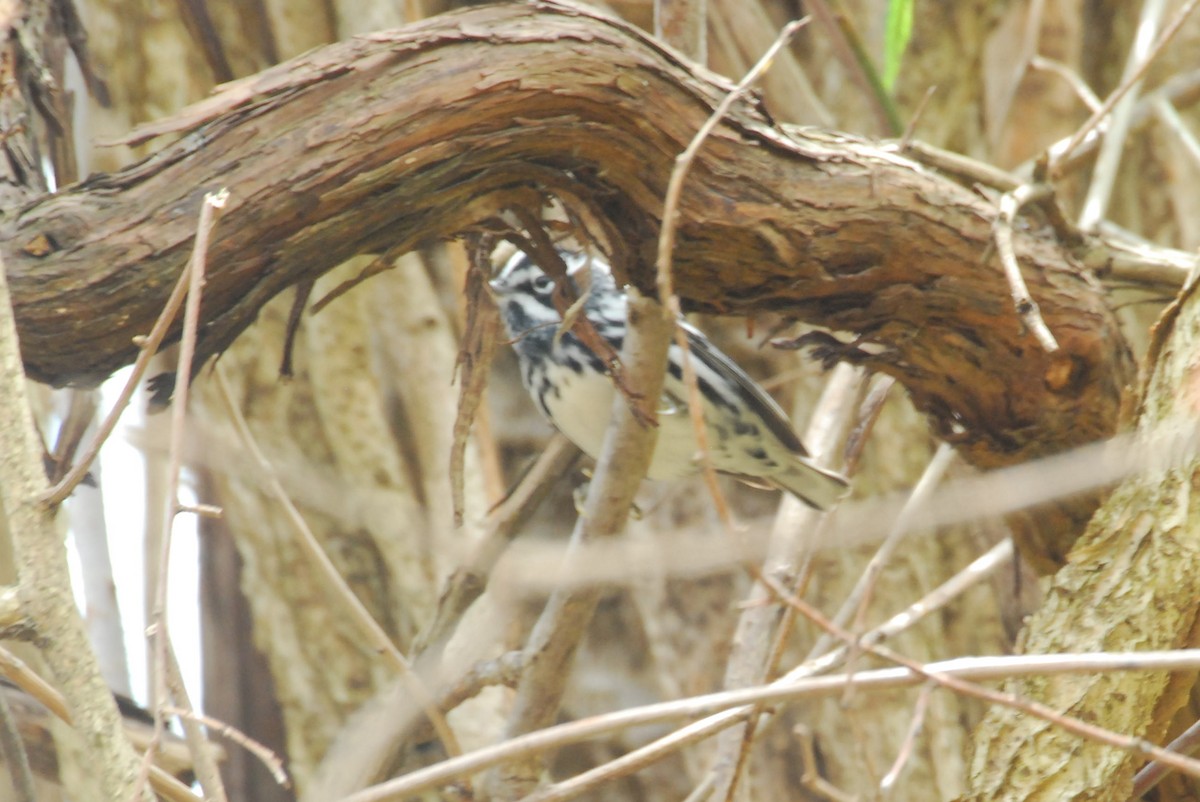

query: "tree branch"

left=1, top=0, right=1133, bottom=479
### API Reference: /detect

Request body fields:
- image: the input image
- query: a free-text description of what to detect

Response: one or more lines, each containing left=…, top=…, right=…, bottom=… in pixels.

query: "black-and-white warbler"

left=489, top=248, right=849, bottom=509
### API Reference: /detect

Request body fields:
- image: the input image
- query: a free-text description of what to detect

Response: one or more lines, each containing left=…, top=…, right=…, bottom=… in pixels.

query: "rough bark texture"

left=967, top=290, right=1200, bottom=801
left=1, top=1, right=1133, bottom=477
left=963, top=3, right=1200, bottom=799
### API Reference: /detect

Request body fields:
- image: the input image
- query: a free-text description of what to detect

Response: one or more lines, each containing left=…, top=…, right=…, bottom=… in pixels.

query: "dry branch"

left=0, top=2, right=1133, bottom=472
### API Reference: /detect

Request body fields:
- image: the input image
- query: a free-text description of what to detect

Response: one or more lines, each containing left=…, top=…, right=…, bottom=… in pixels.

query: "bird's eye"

left=532, top=275, right=555, bottom=294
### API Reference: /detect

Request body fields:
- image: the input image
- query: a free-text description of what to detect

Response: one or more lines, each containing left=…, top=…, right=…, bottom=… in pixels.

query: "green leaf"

left=883, top=0, right=914, bottom=92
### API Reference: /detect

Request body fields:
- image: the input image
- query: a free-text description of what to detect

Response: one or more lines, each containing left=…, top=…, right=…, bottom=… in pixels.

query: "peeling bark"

left=2, top=3, right=1132, bottom=503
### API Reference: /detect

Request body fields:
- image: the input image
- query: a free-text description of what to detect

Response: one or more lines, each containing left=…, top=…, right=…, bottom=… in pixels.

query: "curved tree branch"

left=1, top=1, right=1133, bottom=476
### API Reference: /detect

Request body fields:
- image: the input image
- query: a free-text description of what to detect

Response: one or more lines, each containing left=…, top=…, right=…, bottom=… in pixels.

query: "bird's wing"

left=677, top=320, right=809, bottom=456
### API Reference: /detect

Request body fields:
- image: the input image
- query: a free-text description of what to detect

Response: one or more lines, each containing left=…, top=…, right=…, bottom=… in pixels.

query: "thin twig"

left=674, top=324, right=735, bottom=526
left=808, top=442, right=956, bottom=661
left=141, top=188, right=230, bottom=802
left=1029, top=56, right=1103, bottom=112
left=304, top=647, right=527, bottom=801
left=163, top=705, right=290, bottom=788
left=434, top=651, right=526, bottom=716
left=413, top=433, right=578, bottom=655
left=177, top=502, right=223, bottom=518
left=1026, top=66, right=1200, bottom=180
left=164, top=642, right=227, bottom=800
left=0, top=646, right=200, bottom=802
left=351, top=650, right=1200, bottom=802
left=760, top=573, right=1200, bottom=790
left=451, top=248, right=503, bottom=525
left=993, top=183, right=1060, bottom=352
left=653, top=15, right=813, bottom=547
left=1132, top=716, right=1200, bottom=796
left=0, top=685, right=36, bottom=802
left=879, top=682, right=934, bottom=792
left=711, top=363, right=864, bottom=801
left=486, top=287, right=675, bottom=798
left=681, top=775, right=715, bottom=802
left=1077, top=0, right=1169, bottom=231
left=48, top=389, right=97, bottom=482
left=0, top=645, right=72, bottom=721
left=1048, top=0, right=1200, bottom=174
left=498, top=415, right=1200, bottom=590
left=796, top=725, right=856, bottom=801
left=39, top=241, right=197, bottom=505
left=493, top=540, right=1014, bottom=802
left=656, top=16, right=810, bottom=308
left=899, top=85, right=937, bottom=148
left=1154, top=97, right=1200, bottom=168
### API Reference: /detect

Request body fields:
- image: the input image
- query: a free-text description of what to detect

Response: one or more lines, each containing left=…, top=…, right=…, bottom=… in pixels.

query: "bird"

left=488, top=247, right=849, bottom=510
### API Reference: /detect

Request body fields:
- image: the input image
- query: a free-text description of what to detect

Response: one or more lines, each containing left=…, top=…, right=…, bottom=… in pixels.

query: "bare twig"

left=994, top=183, right=1060, bottom=352
left=656, top=16, right=810, bottom=308
left=808, top=442, right=956, bottom=661
left=1027, top=66, right=1200, bottom=180
left=673, top=323, right=735, bottom=527
left=141, top=188, right=229, bottom=802
left=879, top=682, right=934, bottom=792
left=681, top=775, right=715, bottom=802
left=39, top=241, right=196, bottom=505
left=1049, top=0, right=1200, bottom=174
left=0, top=683, right=36, bottom=802
left=48, top=389, right=97, bottom=482
left=350, top=650, right=1200, bottom=802
left=434, top=651, right=526, bottom=717
left=1154, top=97, right=1200, bottom=167
left=163, top=705, right=290, bottom=789
left=494, top=419, right=1200, bottom=588
left=761, top=574, right=1200, bottom=789
left=280, top=279, right=314, bottom=377
left=796, top=725, right=856, bottom=801
left=414, top=433, right=579, bottom=655
left=1029, top=56, right=1103, bottom=112
left=486, top=287, right=675, bottom=798
left=899, top=85, right=938, bottom=148
left=1132, top=716, right=1200, bottom=796
left=710, top=363, right=864, bottom=800
left=708, top=0, right=833, bottom=126
left=501, top=540, right=1014, bottom=802
left=0, top=646, right=199, bottom=802
left=1077, top=0, right=1169, bottom=231
left=304, top=647, right=527, bottom=801
left=654, top=14, right=813, bottom=534
left=163, top=642, right=226, bottom=799
left=452, top=250, right=503, bottom=525
left=176, top=502, right=223, bottom=518
left=310, top=247, right=403, bottom=315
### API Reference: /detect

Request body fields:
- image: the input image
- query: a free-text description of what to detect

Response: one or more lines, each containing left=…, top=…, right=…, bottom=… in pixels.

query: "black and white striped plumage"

left=489, top=249, right=849, bottom=509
